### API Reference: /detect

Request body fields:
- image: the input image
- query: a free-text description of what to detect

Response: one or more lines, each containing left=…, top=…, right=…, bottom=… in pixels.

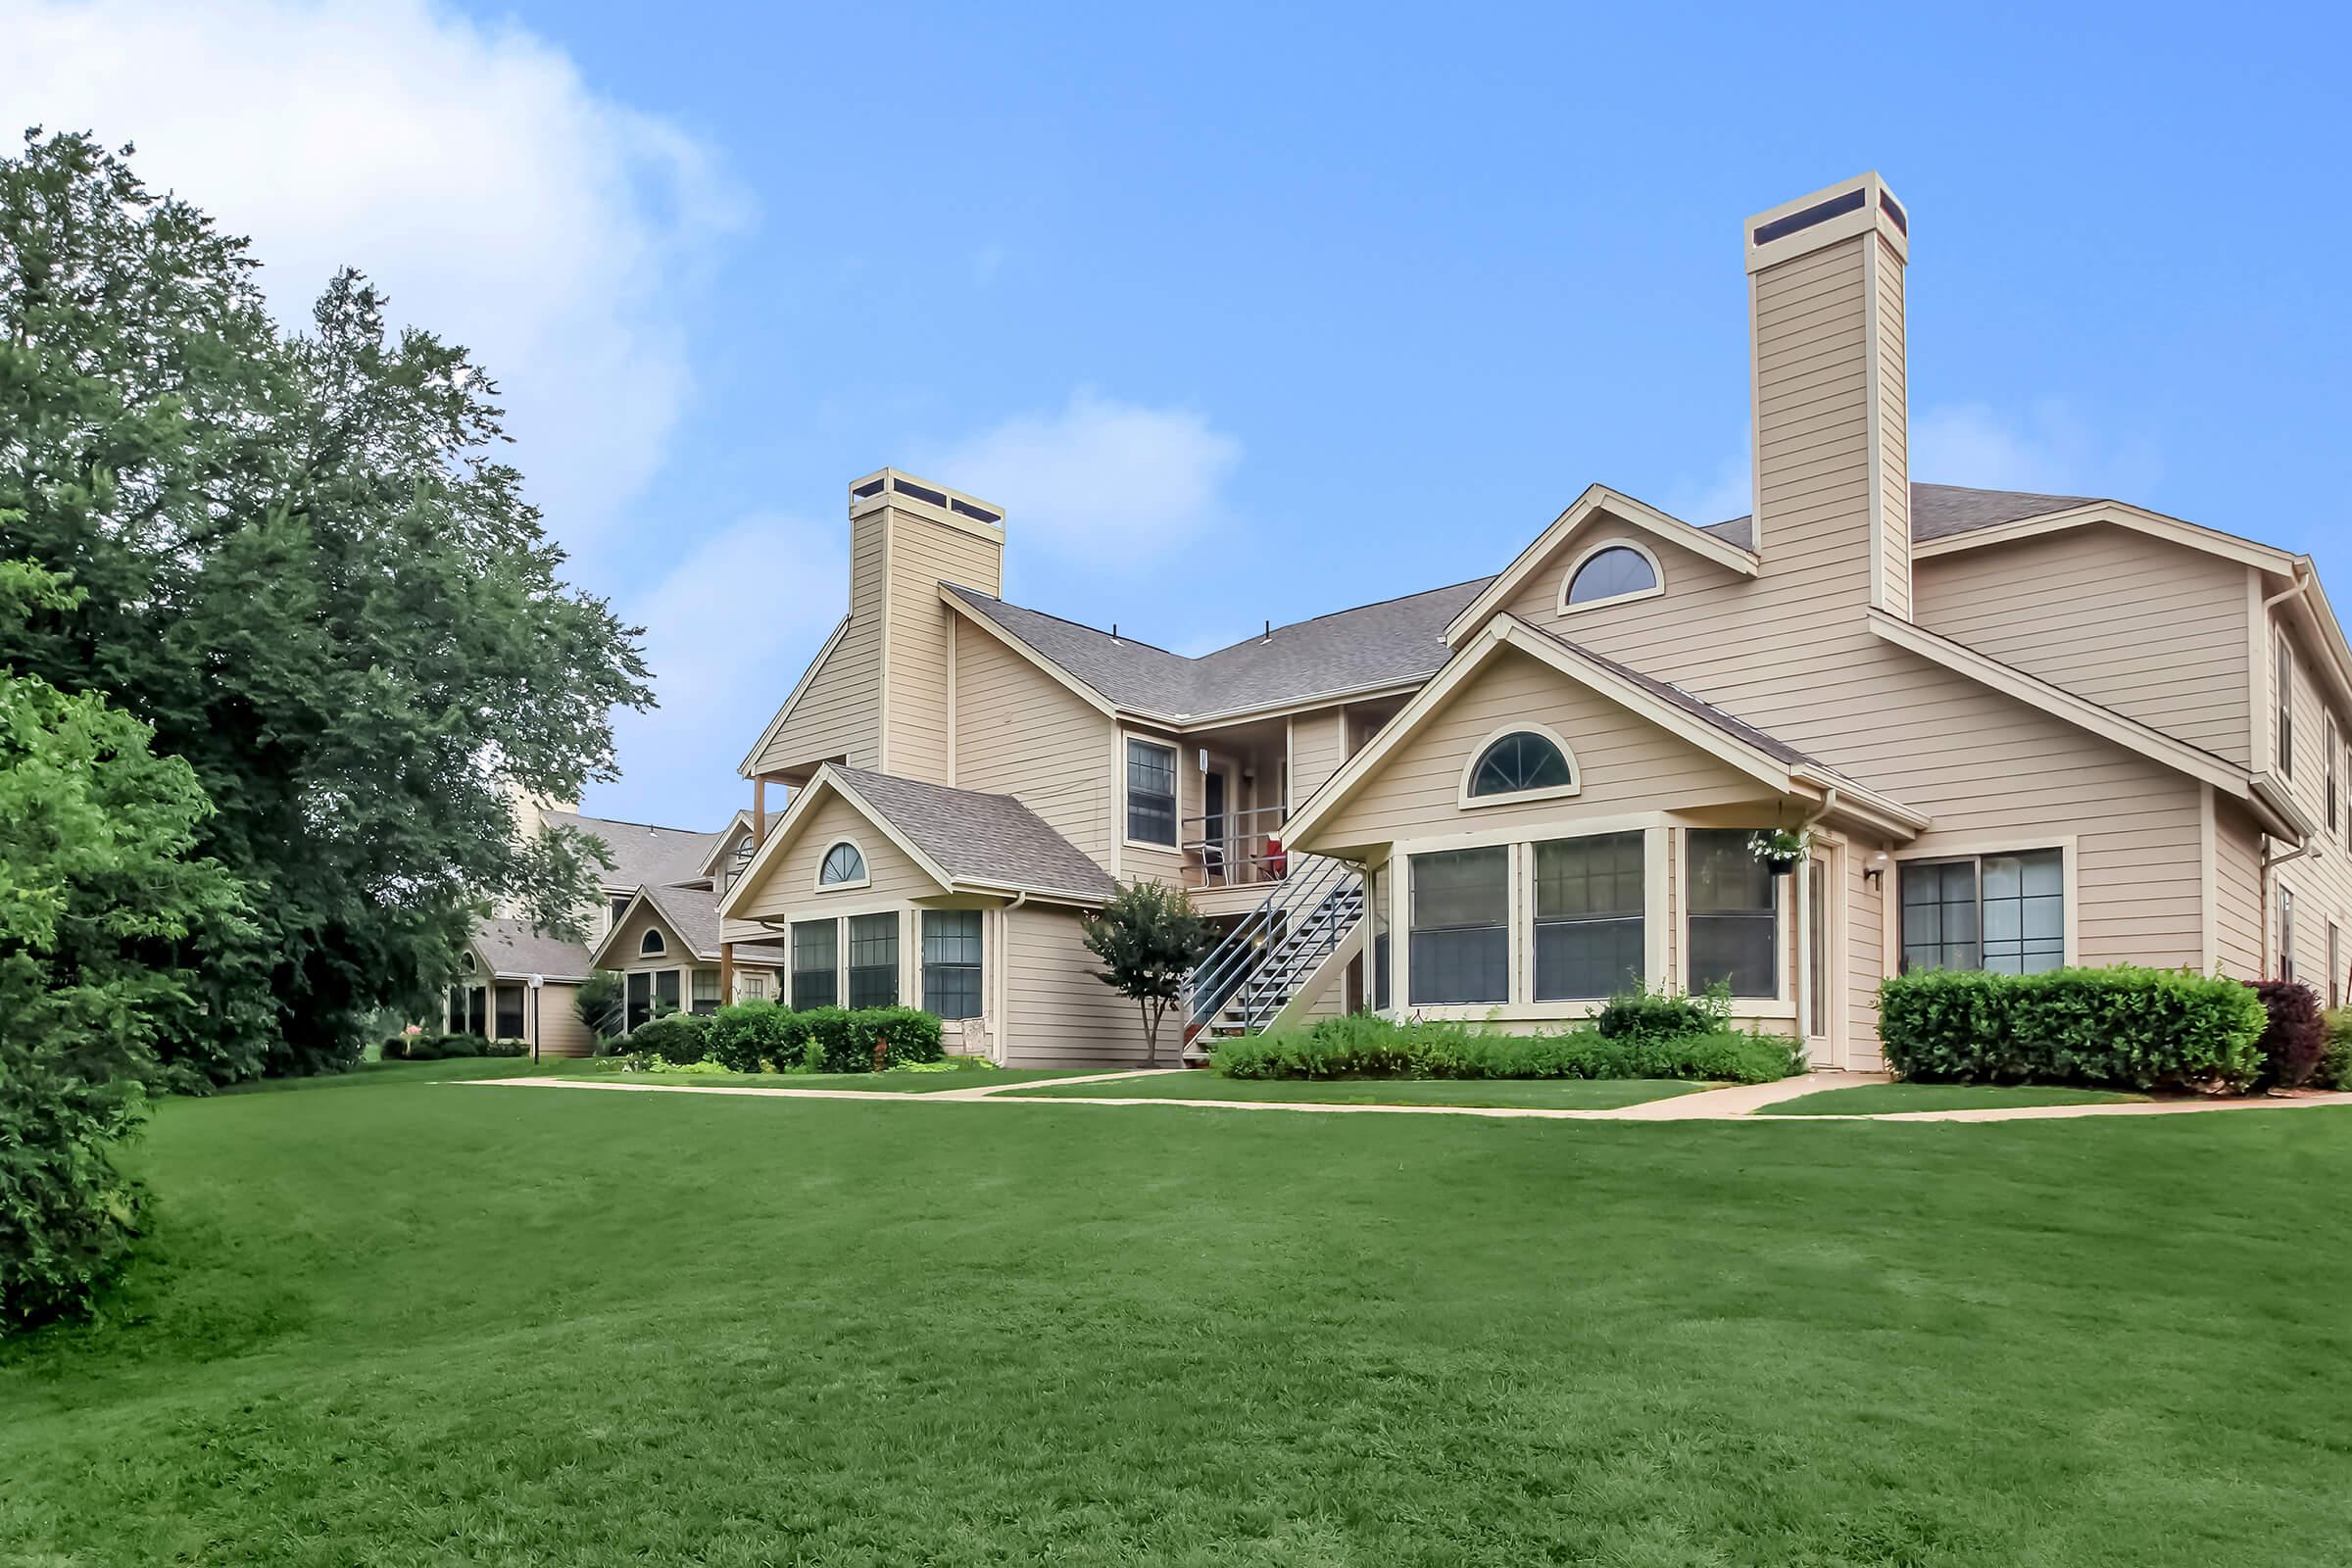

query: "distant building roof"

left=830, top=764, right=1121, bottom=904
left=471, top=916, right=593, bottom=984
left=541, top=810, right=723, bottom=891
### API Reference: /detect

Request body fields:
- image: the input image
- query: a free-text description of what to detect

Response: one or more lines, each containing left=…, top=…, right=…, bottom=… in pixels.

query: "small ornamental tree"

left=1080, top=881, right=1217, bottom=1067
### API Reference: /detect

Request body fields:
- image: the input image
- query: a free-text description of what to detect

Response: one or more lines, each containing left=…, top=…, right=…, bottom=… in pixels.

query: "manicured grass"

left=8, top=1075, right=2352, bottom=1564
left=539, top=1062, right=1099, bottom=1093
left=1759, top=1082, right=2151, bottom=1117
left=1003, top=1071, right=1711, bottom=1109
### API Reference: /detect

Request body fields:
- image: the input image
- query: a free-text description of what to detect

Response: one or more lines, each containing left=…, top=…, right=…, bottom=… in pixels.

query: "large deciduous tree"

left=0, top=130, right=652, bottom=1082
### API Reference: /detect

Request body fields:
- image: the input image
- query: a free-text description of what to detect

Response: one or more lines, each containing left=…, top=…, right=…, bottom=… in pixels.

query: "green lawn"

left=8, top=1075, right=2352, bottom=1564
left=532, top=1062, right=1100, bottom=1093
left=1760, top=1082, right=2151, bottom=1116
left=1003, top=1071, right=1711, bottom=1109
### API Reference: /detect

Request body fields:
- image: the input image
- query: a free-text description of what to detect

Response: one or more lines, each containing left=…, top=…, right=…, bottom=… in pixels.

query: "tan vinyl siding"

left=1871, top=236, right=1910, bottom=618
left=1310, top=649, right=1765, bottom=852
left=606, top=904, right=692, bottom=973
left=952, top=618, right=1115, bottom=866
left=1844, top=845, right=1886, bottom=1071
left=2214, top=798, right=2265, bottom=979
left=881, top=512, right=1004, bottom=784
left=2264, top=612, right=2352, bottom=988
left=1003, top=905, right=1153, bottom=1067
left=730, top=793, right=945, bottom=924
left=1290, top=709, right=1348, bottom=804
left=534, top=982, right=596, bottom=1058
left=1914, top=527, right=2254, bottom=765
left=749, top=511, right=887, bottom=776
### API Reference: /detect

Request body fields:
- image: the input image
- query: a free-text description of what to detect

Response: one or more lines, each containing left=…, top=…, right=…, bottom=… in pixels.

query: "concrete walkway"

left=462, top=1069, right=2352, bottom=1124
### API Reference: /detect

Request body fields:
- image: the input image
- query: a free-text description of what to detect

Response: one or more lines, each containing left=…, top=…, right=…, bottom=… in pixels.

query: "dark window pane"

left=654, top=970, right=680, bottom=1014
left=1411, top=847, right=1508, bottom=928
left=849, top=912, right=899, bottom=1008
left=1409, top=928, right=1508, bottom=1005
left=1469, top=731, right=1574, bottom=796
left=820, top=842, right=866, bottom=885
left=1535, top=918, right=1644, bottom=1001
left=495, top=986, right=524, bottom=1038
left=625, top=972, right=651, bottom=1032
left=1565, top=546, right=1658, bottom=605
left=1688, top=830, right=1778, bottom=997
left=922, top=910, right=983, bottom=1019
left=791, top=919, right=838, bottom=1009
left=1126, top=739, right=1178, bottom=845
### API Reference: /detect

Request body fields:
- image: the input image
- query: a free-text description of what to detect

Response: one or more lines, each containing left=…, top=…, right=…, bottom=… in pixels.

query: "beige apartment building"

left=718, top=172, right=2348, bottom=1070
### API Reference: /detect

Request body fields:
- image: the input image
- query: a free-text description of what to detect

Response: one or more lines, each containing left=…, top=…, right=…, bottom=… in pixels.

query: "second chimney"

left=1743, top=172, right=1911, bottom=617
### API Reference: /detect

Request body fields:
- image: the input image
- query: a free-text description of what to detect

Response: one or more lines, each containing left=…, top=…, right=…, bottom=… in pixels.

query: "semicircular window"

left=1566, top=546, right=1658, bottom=606
left=639, top=928, right=666, bottom=957
left=1469, top=731, right=1574, bottom=797
left=819, top=841, right=867, bottom=886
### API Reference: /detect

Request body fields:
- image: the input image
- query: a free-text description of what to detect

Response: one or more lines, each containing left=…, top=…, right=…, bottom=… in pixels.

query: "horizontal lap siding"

left=1914, top=529, right=2252, bottom=765
left=884, top=513, right=1002, bottom=785
left=2270, top=615, right=2352, bottom=992
left=751, top=512, right=886, bottom=775
left=1004, top=906, right=1152, bottom=1067
left=535, top=983, right=597, bottom=1057
left=1290, top=710, right=1348, bottom=803
left=1313, top=650, right=1767, bottom=851
left=1874, top=243, right=1909, bottom=619
left=953, top=620, right=1115, bottom=867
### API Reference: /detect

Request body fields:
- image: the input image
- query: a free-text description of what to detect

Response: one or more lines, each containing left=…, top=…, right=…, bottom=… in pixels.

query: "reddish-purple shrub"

left=2248, top=979, right=2326, bottom=1088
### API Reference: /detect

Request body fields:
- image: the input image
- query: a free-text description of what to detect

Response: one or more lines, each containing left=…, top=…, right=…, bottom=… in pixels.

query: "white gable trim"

left=717, top=765, right=954, bottom=921
left=588, top=886, right=695, bottom=969
left=1442, top=485, right=1758, bottom=647
left=736, top=614, right=851, bottom=778
left=1288, top=613, right=1830, bottom=851
left=1911, top=500, right=2296, bottom=574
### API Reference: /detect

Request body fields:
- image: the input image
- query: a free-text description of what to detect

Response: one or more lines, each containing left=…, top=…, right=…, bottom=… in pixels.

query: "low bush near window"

left=381, top=1035, right=410, bottom=1060
left=2322, top=1010, right=2352, bottom=1092
left=786, top=1005, right=946, bottom=1072
left=485, top=1038, right=529, bottom=1058
left=707, top=1000, right=797, bottom=1072
left=2247, top=980, right=2326, bottom=1088
left=1593, top=980, right=1733, bottom=1043
left=1210, top=1013, right=1803, bottom=1084
left=625, top=1012, right=710, bottom=1066
left=1878, top=965, right=2269, bottom=1092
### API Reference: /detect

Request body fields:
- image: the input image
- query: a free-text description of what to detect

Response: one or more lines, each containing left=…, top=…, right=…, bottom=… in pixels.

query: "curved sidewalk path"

left=464, top=1070, right=2352, bottom=1124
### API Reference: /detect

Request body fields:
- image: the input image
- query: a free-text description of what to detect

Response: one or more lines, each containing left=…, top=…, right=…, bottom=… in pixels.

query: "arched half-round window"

left=1561, top=540, right=1662, bottom=612
left=639, top=928, right=666, bottom=957
left=460, top=951, right=476, bottom=972
left=1461, top=725, right=1580, bottom=807
left=818, top=841, right=868, bottom=888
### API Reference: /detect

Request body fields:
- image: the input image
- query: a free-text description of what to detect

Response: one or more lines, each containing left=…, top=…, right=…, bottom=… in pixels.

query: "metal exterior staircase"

left=1181, top=854, right=1363, bottom=1050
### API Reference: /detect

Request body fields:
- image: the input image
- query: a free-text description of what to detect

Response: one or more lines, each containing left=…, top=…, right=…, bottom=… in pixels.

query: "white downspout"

left=2258, top=569, right=2314, bottom=976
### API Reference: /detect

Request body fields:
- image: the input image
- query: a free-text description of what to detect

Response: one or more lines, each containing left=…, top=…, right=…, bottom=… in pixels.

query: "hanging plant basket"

left=1747, top=828, right=1810, bottom=877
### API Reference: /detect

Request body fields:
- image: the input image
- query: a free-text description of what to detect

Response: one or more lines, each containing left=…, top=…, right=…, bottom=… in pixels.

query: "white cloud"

left=1912, top=401, right=2162, bottom=498
left=1662, top=436, right=1754, bottom=527
left=610, top=514, right=848, bottom=826
left=916, top=389, right=1243, bottom=568
left=0, top=0, right=744, bottom=546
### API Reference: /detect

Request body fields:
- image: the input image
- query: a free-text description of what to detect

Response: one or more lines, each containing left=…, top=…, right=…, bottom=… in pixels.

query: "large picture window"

left=1533, top=832, right=1644, bottom=1000
left=1408, top=846, right=1508, bottom=1005
left=1126, top=738, right=1178, bottom=846
left=791, top=918, right=838, bottom=1008
left=849, top=911, right=900, bottom=1008
left=922, top=909, right=984, bottom=1019
left=1899, top=849, right=2065, bottom=975
left=1687, top=830, right=1779, bottom=998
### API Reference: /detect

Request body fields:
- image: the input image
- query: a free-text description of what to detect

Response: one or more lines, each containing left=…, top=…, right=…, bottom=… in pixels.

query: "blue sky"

left=7, top=1, right=2346, bottom=829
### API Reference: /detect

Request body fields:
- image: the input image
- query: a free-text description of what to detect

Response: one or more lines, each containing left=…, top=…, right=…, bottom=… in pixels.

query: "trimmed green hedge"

left=1878, top=965, right=2269, bottom=1092
left=2323, top=1009, right=2352, bottom=1092
left=383, top=1034, right=526, bottom=1061
left=626, top=1013, right=710, bottom=1066
left=706, top=1000, right=796, bottom=1072
left=1209, top=1013, right=1804, bottom=1085
left=788, top=1006, right=946, bottom=1072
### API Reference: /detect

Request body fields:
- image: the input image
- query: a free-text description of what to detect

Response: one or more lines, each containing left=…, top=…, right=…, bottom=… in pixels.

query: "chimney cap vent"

left=1744, top=172, right=1907, bottom=272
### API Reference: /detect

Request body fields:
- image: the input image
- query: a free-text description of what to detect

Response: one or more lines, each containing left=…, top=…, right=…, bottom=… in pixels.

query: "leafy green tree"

left=0, top=560, right=253, bottom=1328
left=1080, top=881, right=1217, bottom=1067
left=0, top=131, right=652, bottom=1081
left=575, top=969, right=625, bottom=1042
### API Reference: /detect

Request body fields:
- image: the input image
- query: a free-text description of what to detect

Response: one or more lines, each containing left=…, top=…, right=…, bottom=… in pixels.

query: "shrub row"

left=626, top=1002, right=948, bottom=1074
left=1210, top=1012, right=1805, bottom=1085
left=2326, top=1009, right=2352, bottom=1092
left=1878, top=965, right=2270, bottom=1092
left=382, top=1034, right=527, bottom=1061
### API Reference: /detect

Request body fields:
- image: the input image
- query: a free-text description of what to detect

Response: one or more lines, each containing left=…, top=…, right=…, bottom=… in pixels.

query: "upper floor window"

left=460, top=951, right=476, bottom=973
left=1560, top=541, right=1662, bottom=612
left=608, top=893, right=631, bottom=930
left=818, top=841, right=867, bottom=887
left=2328, top=714, right=2340, bottom=836
left=1126, top=738, right=1178, bottom=847
left=726, top=837, right=754, bottom=891
left=1464, top=728, right=1576, bottom=802
left=639, top=928, right=666, bottom=957
left=2277, top=634, right=2295, bottom=777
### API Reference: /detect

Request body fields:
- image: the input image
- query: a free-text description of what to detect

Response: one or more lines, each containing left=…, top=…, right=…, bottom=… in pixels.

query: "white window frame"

left=638, top=927, right=666, bottom=957
left=1556, top=536, right=1666, bottom=617
left=2278, top=885, right=2296, bottom=984
left=1680, top=827, right=1790, bottom=1005
left=1457, top=721, right=1583, bottom=810
left=813, top=837, right=871, bottom=893
left=1120, top=732, right=1183, bottom=853
left=2276, top=632, right=2295, bottom=778
left=2327, top=713, right=2340, bottom=837
left=2328, top=920, right=2342, bottom=1010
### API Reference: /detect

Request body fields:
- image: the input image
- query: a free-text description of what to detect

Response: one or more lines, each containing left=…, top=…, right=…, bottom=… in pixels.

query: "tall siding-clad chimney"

left=1744, top=172, right=1911, bottom=616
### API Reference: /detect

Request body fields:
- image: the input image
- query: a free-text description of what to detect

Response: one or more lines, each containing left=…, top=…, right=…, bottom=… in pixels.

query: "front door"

left=1202, top=769, right=1228, bottom=882
left=625, top=971, right=653, bottom=1033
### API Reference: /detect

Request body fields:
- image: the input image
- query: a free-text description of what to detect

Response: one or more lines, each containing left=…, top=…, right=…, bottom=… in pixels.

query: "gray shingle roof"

left=946, top=577, right=1493, bottom=720
left=541, top=810, right=722, bottom=891
left=634, top=883, right=781, bottom=966
left=1702, top=481, right=2089, bottom=552
left=830, top=764, right=1120, bottom=903
left=473, top=916, right=593, bottom=983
